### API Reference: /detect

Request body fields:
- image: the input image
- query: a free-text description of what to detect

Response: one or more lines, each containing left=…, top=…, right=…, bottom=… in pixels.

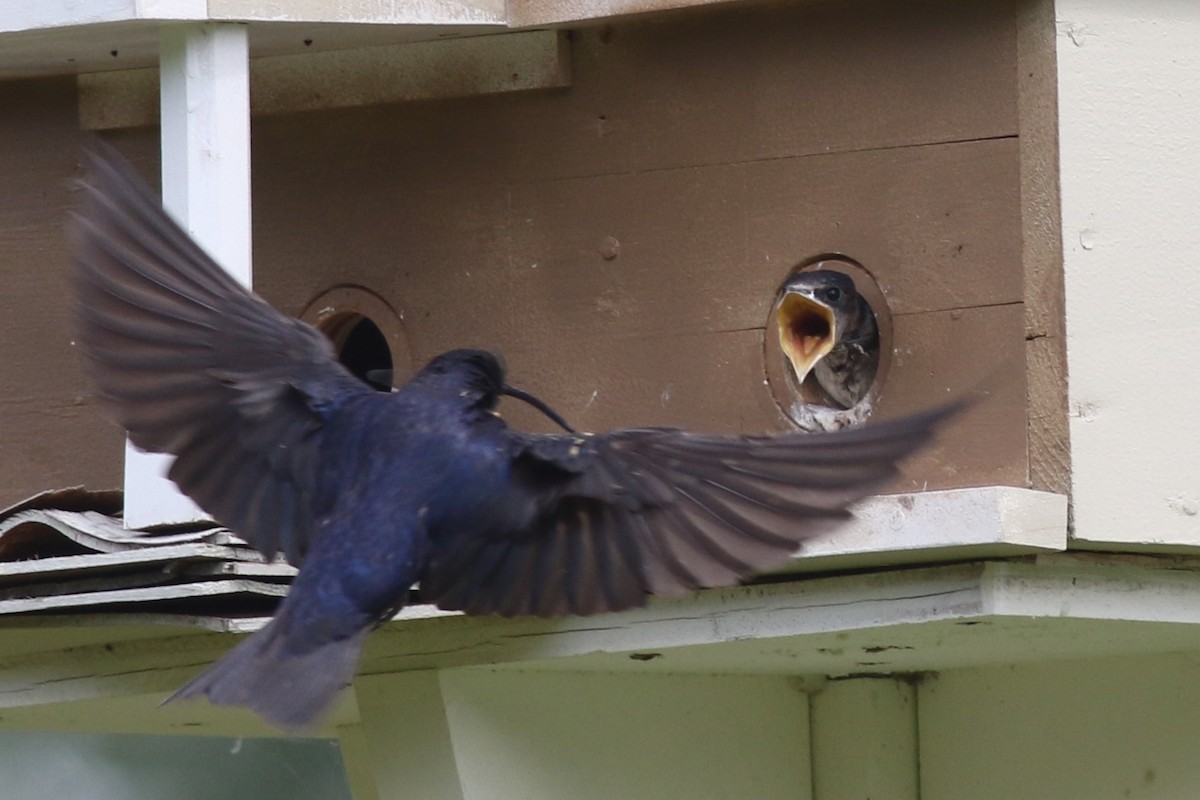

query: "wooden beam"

left=0, top=0, right=500, bottom=32
left=790, top=487, right=1066, bottom=573
left=123, top=22, right=251, bottom=528
left=3, top=557, right=1200, bottom=734
left=0, top=578, right=285, bottom=615
left=1016, top=0, right=1069, bottom=496
left=79, top=31, right=571, bottom=130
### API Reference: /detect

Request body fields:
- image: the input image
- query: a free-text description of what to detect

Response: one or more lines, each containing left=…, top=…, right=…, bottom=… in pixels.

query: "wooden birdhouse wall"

left=116, top=0, right=1038, bottom=496
left=0, top=78, right=123, bottom=504
left=0, top=0, right=1061, bottom=510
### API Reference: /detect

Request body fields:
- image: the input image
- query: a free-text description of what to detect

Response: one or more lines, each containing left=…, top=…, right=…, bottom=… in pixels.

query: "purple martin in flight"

left=70, top=144, right=959, bottom=731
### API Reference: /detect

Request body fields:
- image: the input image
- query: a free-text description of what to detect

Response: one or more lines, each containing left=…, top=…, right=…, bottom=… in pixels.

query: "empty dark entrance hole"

left=322, top=313, right=394, bottom=391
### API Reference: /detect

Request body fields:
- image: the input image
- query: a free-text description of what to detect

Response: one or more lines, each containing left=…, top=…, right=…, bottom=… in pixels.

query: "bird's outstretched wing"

left=70, top=143, right=371, bottom=565
left=420, top=403, right=960, bottom=618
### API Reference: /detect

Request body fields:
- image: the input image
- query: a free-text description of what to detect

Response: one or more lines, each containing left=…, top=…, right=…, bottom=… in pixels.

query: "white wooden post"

left=1055, top=1, right=1200, bottom=546
left=810, top=678, right=919, bottom=800
left=123, top=22, right=252, bottom=529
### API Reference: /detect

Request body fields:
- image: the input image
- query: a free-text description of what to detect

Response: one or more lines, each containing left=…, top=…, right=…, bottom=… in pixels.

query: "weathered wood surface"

left=0, top=542, right=286, bottom=586
left=0, top=500, right=289, bottom=618
left=0, top=578, right=286, bottom=616
left=0, top=509, right=243, bottom=556
left=1017, top=0, right=1070, bottom=496
left=80, top=30, right=572, bottom=128
left=4, top=0, right=1049, bottom=509
left=244, top=0, right=1026, bottom=489
left=0, top=78, right=120, bottom=507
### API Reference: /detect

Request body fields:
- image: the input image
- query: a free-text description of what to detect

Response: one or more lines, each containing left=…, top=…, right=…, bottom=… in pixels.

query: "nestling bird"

left=70, top=144, right=959, bottom=731
left=775, top=269, right=879, bottom=410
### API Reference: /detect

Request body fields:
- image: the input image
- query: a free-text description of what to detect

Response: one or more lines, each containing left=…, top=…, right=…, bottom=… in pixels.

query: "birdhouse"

left=0, top=0, right=1198, bottom=798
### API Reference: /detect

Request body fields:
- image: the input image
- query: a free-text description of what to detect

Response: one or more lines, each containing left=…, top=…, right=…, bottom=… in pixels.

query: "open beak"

left=776, top=291, right=837, bottom=385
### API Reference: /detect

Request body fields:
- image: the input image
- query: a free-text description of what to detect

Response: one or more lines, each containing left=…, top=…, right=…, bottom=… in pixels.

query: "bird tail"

left=163, top=615, right=369, bottom=733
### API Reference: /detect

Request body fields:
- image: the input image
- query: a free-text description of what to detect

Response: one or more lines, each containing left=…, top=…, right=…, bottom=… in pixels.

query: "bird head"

left=415, top=349, right=577, bottom=433
left=415, top=349, right=506, bottom=407
left=774, top=270, right=862, bottom=385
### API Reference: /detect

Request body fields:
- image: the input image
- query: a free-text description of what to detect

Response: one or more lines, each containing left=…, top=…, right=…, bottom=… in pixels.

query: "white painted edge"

left=0, top=487, right=1063, bottom=627
left=360, top=557, right=1200, bottom=673
left=0, top=611, right=269, bottom=634
left=0, top=542, right=264, bottom=581
left=79, top=30, right=570, bottom=130
left=0, top=1, right=201, bottom=34
left=0, top=564, right=995, bottom=711
left=0, top=0, right=502, bottom=33
left=1, top=557, right=1200, bottom=715
left=0, top=509, right=243, bottom=551
left=0, top=578, right=286, bottom=616
left=985, top=556, right=1200, bottom=626
left=789, top=486, right=1068, bottom=571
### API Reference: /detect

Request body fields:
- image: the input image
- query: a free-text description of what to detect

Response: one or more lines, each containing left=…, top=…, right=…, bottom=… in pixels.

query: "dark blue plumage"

left=70, top=144, right=960, bottom=731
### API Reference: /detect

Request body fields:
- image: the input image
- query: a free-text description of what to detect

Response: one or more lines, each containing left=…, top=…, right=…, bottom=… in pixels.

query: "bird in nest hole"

left=69, top=143, right=962, bottom=731
left=775, top=269, right=879, bottom=409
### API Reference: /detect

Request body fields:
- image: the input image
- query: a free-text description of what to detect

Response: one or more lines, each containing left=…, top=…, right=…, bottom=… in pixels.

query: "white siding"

left=1056, top=1, right=1200, bottom=547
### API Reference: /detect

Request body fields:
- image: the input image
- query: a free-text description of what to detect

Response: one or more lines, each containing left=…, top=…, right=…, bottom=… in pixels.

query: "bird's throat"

left=777, top=292, right=837, bottom=383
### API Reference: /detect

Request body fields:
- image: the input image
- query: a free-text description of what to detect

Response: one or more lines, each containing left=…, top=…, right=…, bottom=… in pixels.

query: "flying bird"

left=774, top=269, right=879, bottom=410
left=70, top=144, right=959, bottom=731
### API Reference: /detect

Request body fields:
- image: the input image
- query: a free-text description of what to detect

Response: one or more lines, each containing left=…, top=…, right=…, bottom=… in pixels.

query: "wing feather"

left=422, top=402, right=963, bottom=617
left=70, top=142, right=371, bottom=564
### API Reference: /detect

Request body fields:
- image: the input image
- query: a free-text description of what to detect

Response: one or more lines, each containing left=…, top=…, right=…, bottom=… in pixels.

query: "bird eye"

left=822, top=286, right=842, bottom=303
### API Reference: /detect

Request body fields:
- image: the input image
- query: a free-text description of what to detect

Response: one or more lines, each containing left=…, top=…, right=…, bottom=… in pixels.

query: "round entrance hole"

left=300, top=285, right=411, bottom=392
left=763, top=254, right=892, bottom=431
left=322, top=312, right=393, bottom=390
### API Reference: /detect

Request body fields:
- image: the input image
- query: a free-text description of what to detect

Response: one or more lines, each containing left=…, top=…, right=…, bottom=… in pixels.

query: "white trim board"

left=79, top=30, right=571, bottom=128
left=0, top=553, right=1198, bottom=730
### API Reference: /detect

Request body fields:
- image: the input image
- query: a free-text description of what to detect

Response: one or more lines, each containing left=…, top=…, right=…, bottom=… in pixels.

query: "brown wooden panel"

left=246, top=136, right=1019, bottom=361
left=509, top=0, right=1017, bottom=181
left=97, top=0, right=1025, bottom=499
left=500, top=327, right=780, bottom=435
left=881, top=304, right=1028, bottom=491
left=0, top=398, right=124, bottom=500
left=0, top=78, right=123, bottom=508
left=250, top=0, right=1016, bottom=187
left=497, top=138, right=1020, bottom=345
left=499, top=163, right=748, bottom=349
left=497, top=301, right=1027, bottom=492
left=740, top=138, right=1022, bottom=316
